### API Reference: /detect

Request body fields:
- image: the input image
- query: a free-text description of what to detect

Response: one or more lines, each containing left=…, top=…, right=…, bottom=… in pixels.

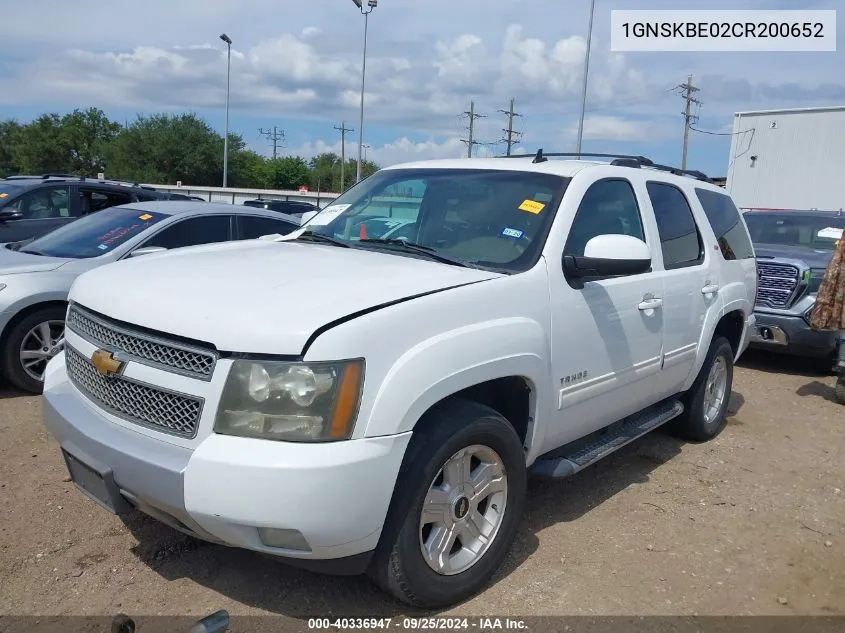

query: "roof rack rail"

left=3, top=175, right=42, bottom=180
left=40, top=173, right=84, bottom=180
left=499, top=149, right=712, bottom=182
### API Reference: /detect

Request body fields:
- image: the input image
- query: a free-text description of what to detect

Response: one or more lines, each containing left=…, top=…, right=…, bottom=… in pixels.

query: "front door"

left=546, top=177, right=666, bottom=449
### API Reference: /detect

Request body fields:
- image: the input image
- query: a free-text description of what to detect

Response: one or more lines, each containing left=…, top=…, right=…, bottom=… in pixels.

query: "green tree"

left=106, top=112, right=235, bottom=185
left=264, top=156, right=310, bottom=190
left=0, top=120, right=22, bottom=178
left=61, top=108, right=121, bottom=176
left=12, top=113, right=72, bottom=175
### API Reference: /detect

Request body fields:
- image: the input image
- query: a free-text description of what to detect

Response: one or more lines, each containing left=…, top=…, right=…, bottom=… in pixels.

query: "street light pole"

left=220, top=33, right=232, bottom=188
left=353, top=0, right=378, bottom=184
left=575, top=0, right=595, bottom=156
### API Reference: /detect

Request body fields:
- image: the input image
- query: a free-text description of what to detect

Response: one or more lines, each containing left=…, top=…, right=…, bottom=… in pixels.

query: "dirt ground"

left=0, top=350, right=843, bottom=622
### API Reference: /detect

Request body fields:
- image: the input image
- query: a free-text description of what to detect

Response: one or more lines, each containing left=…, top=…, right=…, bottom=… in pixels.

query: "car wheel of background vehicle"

left=368, top=398, right=527, bottom=609
left=1, top=306, right=67, bottom=394
left=668, top=336, right=734, bottom=442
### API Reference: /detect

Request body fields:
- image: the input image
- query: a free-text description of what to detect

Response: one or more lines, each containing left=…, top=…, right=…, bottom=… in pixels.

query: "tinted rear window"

left=695, top=188, right=755, bottom=260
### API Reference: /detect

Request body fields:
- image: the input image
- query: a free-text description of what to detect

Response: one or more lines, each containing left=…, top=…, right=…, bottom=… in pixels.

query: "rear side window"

left=646, top=182, right=703, bottom=269
left=695, top=188, right=755, bottom=260
left=240, top=215, right=298, bottom=239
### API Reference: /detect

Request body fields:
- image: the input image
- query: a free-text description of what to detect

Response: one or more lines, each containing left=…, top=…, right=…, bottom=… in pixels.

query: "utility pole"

left=674, top=74, right=701, bottom=171
left=258, top=126, right=285, bottom=159
left=498, top=98, right=523, bottom=156
left=460, top=101, right=486, bottom=158
left=333, top=121, right=354, bottom=191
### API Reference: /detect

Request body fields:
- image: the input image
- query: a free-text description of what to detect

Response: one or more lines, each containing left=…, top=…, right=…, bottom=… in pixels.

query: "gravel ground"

left=0, top=350, right=843, bottom=622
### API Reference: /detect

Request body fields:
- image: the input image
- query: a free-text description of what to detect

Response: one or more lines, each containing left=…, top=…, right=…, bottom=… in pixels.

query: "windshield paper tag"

left=818, top=227, right=843, bottom=239
left=501, top=227, right=524, bottom=239
left=139, top=213, right=153, bottom=221
left=0, top=193, right=7, bottom=198
left=518, top=200, right=545, bottom=214
left=306, top=204, right=351, bottom=226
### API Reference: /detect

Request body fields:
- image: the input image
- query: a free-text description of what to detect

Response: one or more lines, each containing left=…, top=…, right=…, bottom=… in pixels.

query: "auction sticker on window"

left=818, top=227, right=843, bottom=240
left=518, top=200, right=545, bottom=214
left=305, top=204, right=351, bottom=226
left=501, top=227, right=524, bottom=239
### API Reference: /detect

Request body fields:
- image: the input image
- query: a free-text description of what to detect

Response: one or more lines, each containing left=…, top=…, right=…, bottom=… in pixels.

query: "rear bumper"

left=749, top=310, right=839, bottom=359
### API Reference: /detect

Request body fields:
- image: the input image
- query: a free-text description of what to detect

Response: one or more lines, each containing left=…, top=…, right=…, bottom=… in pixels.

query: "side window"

left=143, top=215, right=232, bottom=249
left=695, top=188, right=755, bottom=260
left=329, top=178, right=425, bottom=239
left=81, top=188, right=133, bottom=214
left=646, top=182, right=703, bottom=269
left=240, top=215, right=298, bottom=239
left=8, top=186, right=72, bottom=219
left=564, top=179, right=645, bottom=257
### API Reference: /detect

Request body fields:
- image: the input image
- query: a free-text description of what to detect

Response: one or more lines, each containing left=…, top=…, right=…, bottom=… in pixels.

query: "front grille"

left=65, top=345, right=203, bottom=439
left=756, top=262, right=800, bottom=309
left=66, top=303, right=217, bottom=381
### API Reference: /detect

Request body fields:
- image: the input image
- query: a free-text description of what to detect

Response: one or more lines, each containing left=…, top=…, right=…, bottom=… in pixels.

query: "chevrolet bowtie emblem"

left=91, top=350, right=123, bottom=377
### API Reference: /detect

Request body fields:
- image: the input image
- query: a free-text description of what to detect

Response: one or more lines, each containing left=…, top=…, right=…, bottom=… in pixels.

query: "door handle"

left=638, top=298, right=663, bottom=311
left=701, top=283, right=720, bottom=295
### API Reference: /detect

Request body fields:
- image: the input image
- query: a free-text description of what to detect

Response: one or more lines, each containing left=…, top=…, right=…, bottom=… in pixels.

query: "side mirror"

left=0, top=209, right=23, bottom=221
left=128, top=246, right=167, bottom=258
left=563, top=234, right=651, bottom=284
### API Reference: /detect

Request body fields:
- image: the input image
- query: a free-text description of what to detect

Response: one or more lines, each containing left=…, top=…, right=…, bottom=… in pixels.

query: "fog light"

left=257, top=527, right=311, bottom=552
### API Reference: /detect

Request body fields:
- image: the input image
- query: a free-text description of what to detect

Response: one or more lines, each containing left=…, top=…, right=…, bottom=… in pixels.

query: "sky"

left=1, top=0, right=843, bottom=179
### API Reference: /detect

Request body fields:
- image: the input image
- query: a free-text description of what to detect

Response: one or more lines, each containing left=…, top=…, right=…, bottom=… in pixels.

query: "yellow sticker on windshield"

left=518, top=199, right=545, bottom=214
left=0, top=193, right=7, bottom=198
left=138, top=213, right=153, bottom=220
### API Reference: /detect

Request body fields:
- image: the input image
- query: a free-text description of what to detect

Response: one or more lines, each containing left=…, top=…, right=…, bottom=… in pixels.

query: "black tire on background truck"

left=369, top=398, right=527, bottom=608
left=668, top=336, right=735, bottom=442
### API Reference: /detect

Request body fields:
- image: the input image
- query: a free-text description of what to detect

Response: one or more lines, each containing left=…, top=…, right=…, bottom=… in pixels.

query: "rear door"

left=694, top=188, right=757, bottom=332
left=641, top=180, right=717, bottom=394
left=236, top=214, right=300, bottom=239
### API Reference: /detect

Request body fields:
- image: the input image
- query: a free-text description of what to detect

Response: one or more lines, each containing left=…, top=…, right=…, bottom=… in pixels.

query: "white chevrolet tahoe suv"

left=42, top=151, right=758, bottom=608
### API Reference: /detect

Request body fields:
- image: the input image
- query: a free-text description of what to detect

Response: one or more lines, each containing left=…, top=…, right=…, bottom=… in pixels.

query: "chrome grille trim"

left=756, top=262, right=800, bottom=309
left=66, top=303, right=217, bottom=381
left=65, top=344, right=204, bottom=439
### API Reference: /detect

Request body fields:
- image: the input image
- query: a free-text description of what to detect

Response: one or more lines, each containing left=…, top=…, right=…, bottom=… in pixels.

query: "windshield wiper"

left=294, top=231, right=351, bottom=248
left=358, top=238, right=477, bottom=268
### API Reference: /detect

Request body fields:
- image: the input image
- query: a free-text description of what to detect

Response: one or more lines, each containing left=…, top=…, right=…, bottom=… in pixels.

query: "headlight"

left=806, top=268, right=827, bottom=294
left=214, top=359, right=364, bottom=442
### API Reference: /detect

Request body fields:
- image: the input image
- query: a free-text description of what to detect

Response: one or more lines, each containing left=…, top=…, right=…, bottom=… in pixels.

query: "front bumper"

left=749, top=310, right=839, bottom=359
left=42, top=355, right=412, bottom=573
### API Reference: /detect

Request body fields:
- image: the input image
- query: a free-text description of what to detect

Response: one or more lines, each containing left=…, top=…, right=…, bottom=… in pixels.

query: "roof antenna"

left=532, top=148, right=547, bottom=164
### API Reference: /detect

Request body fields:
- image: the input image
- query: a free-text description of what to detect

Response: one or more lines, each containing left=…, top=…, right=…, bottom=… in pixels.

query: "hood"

left=0, top=243, right=73, bottom=275
left=69, top=240, right=501, bottom=354
left=753, top=243, right=834, bottom=270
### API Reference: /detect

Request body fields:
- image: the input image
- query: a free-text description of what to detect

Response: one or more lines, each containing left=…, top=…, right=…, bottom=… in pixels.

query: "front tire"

left=669, top=336, right=734, bottom=442
left=1, top=306, right=66, bottom=394
left=368, top=399, right=527, bottom=609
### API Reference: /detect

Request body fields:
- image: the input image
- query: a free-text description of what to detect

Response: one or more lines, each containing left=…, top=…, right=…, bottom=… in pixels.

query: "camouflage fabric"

left=809, top=236, right=845, bottom=331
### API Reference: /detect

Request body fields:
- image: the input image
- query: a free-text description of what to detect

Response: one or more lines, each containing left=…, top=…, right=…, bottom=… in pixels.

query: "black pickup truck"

left=744, top=209, right=844, bottom=372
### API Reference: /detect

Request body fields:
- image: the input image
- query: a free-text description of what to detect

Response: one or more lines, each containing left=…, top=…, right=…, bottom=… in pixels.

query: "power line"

left=672, top=74, right=701, bottom=171
left=258, top=126, right=285, bottom=159
left=498, top=98, right=523, bottom=156
left=460, top=101, right=486, bottom=158
left=690, top=125, right=753, bottom=136
left=333, top=121, right=354, bottom=191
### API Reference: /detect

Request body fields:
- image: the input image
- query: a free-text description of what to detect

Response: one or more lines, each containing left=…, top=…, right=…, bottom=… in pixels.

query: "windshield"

left=301, top=168, right=570, bottom=272
left=744, top=213, right=845, bottom=250
left=19, top=207, right=168, bottom=258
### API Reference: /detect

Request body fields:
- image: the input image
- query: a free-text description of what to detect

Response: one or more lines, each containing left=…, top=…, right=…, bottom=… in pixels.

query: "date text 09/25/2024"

left=307, top=618, right=528, bottom=630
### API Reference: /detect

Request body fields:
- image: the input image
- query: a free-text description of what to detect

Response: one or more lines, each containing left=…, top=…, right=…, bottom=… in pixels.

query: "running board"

left=530, top=399, right=684, bottom=480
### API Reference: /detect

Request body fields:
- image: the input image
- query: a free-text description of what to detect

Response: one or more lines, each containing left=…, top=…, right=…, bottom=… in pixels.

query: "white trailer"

left=726, top=105, right=845, bottom=211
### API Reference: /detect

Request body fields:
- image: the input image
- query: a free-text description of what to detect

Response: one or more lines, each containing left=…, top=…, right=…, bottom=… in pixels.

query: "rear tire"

left=835, top=376, right=845, bottom=405
left=669, top=336, right=734, bottom=442
left=368, top=398, right=527, bottom=609
left=1, top=306, right=67, bottom=394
